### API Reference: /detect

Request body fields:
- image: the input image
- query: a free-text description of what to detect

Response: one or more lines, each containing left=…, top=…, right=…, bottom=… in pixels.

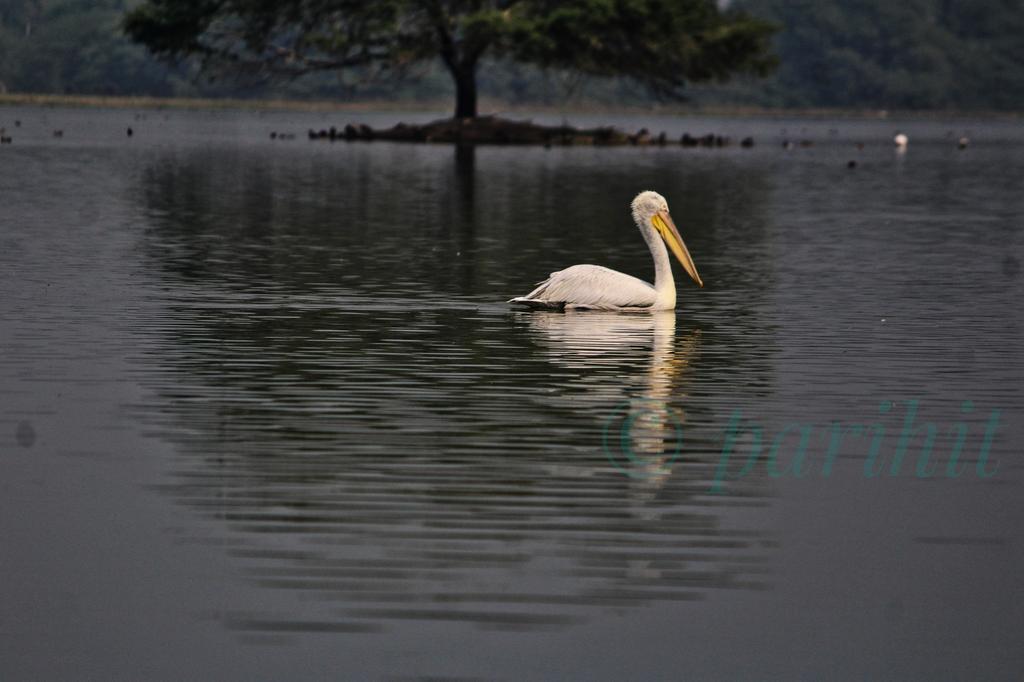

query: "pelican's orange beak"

left=653, top=210, right=703, bottom=287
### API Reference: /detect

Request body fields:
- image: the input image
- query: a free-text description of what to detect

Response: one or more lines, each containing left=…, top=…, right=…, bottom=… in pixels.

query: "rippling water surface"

left=1, top=106, right=1022, bottom=680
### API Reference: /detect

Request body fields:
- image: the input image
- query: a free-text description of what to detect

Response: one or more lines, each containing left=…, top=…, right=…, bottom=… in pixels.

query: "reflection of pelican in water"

left=526, top=311, right=700, bottom=490
left=509, top=191, right=703, bottom=311
left=525, top=312, right=767, bottom=591
left=529, top=311, right=705, bottom=585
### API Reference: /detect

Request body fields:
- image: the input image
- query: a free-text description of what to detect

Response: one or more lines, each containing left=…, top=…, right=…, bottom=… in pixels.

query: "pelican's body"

left=509, top=191, right=703, bottom=311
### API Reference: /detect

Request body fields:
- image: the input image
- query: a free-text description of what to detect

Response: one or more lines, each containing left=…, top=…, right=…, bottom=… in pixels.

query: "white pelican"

left=509, top=191, right=703, bottom=311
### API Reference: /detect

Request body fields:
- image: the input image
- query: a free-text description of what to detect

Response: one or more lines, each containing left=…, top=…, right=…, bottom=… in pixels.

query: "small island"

left=307, top=116, right=754, bottom=148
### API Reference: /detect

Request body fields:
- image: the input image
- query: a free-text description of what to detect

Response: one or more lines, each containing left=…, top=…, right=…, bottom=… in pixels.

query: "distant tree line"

left=731, top=0, right=1024, bottom=110
left=0, top=0, right=183, bottom=96
left=0, top=0, right=1021, bottom=110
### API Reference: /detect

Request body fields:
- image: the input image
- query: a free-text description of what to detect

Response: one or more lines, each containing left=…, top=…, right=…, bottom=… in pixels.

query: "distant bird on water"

left=509, top=191, right=703, bottom=311
left=894, top=133, right=908, bottom=148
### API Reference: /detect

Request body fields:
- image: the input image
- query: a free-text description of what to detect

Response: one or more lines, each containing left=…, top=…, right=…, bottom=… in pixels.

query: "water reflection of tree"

left=132, top=145, right=777, bottom=635
left=138, top=144, right=484, bottom=297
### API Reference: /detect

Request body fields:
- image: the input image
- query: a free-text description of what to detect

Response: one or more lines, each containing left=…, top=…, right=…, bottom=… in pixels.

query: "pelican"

left=509, top=191, right=703, bottom=311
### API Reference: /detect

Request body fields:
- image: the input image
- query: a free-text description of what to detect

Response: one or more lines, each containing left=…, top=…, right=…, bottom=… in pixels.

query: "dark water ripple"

left=130, top=288, right=772, bottom=632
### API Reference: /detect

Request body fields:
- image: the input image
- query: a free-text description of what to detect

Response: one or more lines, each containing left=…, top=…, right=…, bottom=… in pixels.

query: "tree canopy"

left=122, top=0, right=779, bottom=117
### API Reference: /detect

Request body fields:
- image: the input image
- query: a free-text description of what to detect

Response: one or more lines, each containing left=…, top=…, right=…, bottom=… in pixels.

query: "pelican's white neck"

left=637, top=216, right=676, bottom=309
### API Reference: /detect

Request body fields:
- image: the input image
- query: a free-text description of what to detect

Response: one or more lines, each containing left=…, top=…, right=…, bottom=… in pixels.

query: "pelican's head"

left=631, top=191, right=704, bottom=288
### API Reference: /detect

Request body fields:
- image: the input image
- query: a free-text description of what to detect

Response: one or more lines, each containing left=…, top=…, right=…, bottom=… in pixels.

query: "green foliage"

left=0, top=0, right=193, bottom=95
left=3, top=0, right=1021, bottom=111
left=508, top=1, right=777, bottom=91
left=121, top=0, right=779, bottom=116
left=729, top=0, right=1024, bottom=109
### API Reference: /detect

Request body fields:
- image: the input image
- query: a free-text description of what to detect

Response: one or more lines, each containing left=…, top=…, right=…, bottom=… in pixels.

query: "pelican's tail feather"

left=508, top=273, right=563, bottom=309
left=507, top=296, right=565, bottom=311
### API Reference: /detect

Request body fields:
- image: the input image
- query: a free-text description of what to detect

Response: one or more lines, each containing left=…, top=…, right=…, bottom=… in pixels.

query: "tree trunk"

left=452, top=66, right=477, bottom=119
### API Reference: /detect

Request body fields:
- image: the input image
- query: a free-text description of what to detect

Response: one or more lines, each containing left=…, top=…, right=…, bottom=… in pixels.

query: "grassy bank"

left=0, top=92, right=1020, bottom=121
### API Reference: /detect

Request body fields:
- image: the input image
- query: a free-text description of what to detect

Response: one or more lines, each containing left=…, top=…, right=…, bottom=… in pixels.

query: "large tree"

left=123, top=0, right=777, bottom=118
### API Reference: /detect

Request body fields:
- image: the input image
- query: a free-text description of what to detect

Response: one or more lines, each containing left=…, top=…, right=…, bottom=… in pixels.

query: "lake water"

left=1, top=105, right=1022, bottom=680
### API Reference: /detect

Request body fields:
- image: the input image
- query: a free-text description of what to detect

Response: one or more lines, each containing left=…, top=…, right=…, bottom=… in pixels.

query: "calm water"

left=1, top=106, right=1022, bottom=680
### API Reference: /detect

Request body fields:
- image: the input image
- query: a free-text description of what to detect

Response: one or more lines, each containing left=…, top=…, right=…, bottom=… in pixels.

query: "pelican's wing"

left=509, top=264, right=656, bottom=310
